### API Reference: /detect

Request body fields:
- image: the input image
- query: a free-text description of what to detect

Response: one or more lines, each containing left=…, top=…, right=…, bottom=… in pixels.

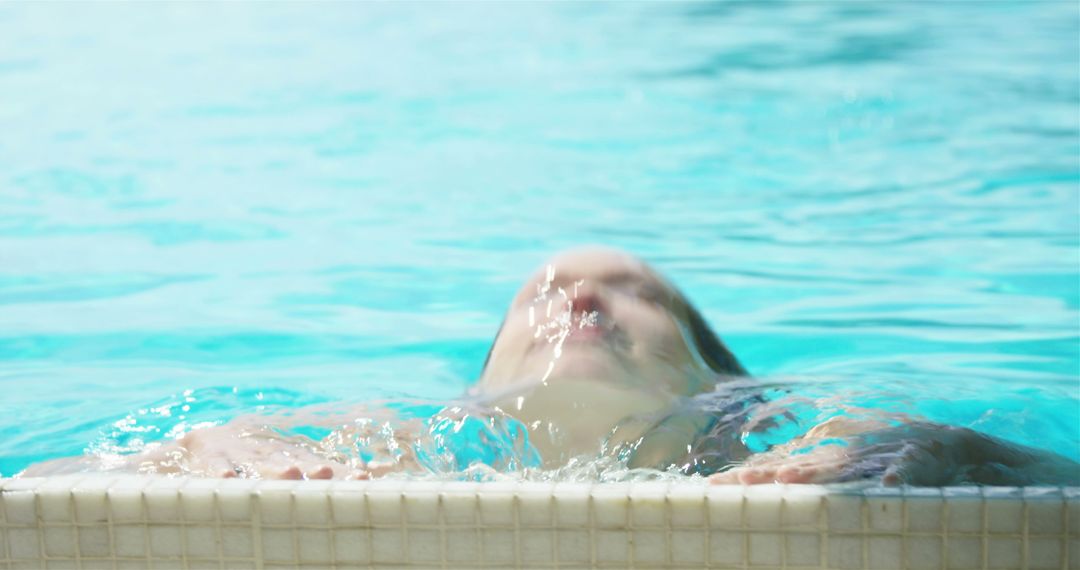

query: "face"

left=477, top=247, right=716, bottom=397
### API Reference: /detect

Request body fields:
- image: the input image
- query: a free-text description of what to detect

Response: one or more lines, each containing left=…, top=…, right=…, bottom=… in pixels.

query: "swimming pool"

left=0, top=1, right=1077, bottom=478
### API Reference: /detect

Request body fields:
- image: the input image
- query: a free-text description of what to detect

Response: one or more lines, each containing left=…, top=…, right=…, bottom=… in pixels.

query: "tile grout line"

left=69, top=485, right=83, bottom=570
left=437, top=487, right=447, bottom=570
left=363, top=487, right=373, bottom=570
left=819, top=493, right=827, bottom=570
left=861, top=494, right=869, bottom=570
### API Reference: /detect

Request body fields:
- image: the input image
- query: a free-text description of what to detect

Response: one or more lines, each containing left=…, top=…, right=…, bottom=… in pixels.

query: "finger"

left=274, top=465, right=304, bottom=480
left=738, top=467, right=775, bottom=484
left=776, top=464, right=818, bottom=484
left=709, top=471, right=740, bottom=485
left=306, top=464, right=335, bottom=480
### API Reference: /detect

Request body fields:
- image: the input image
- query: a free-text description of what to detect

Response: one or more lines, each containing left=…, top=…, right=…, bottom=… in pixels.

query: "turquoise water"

left=0, top=2, right=1077, bottom=477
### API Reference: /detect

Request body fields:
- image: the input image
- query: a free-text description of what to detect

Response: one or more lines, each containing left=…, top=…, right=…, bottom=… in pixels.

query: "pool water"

left=0, top=2, right=1077, bottom=477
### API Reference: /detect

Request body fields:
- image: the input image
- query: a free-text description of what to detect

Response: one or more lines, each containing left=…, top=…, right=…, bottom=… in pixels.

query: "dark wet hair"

left=480, top=300, right=748, bottom=377
left=682, top=302, right=748, bottom=376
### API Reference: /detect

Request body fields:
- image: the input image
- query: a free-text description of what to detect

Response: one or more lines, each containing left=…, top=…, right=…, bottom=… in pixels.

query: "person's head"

left=476, top=247, right=746, bottom=397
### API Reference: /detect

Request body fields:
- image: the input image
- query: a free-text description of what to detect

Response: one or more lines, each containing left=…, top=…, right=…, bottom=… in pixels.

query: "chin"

left=544, top=348, right=626, bottom=382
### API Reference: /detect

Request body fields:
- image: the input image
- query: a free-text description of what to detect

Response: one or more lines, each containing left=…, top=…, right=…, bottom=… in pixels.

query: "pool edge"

left=1, top=476, right=1076, bottom=569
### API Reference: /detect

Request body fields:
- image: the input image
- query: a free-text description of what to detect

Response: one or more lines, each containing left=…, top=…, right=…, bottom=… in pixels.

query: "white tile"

left=556, top=529, right=590, bottom=564
left=73, top=487, right=109, bottom=524
left=179, top=487, right=215, bottom=522
left=45, top=561, right=77, bottom=570
left=482, top=528, right=516, bottom=564
left=867, top=497, right=903, bottom=532
left=2, top=478, right=44, bottom=492
left=261, top=528, right=295, bottom=562
left=827, top=494, right=862, bottom=532
left=297, top=528, right=332, bottom=563
left=591, top=486, right=629, bottom=529
left=907, top=494, right=944, bottom=533
left=38, top=487, right=72, bottom=523
left=478, top=489, right=515, bottom=526
left=518, top=490, right=553, bottom=527
left=554, top=486, right=589, bottom=527
left=905, top=536, right=943, bottom=570
left=258, top=487, right=294, bottom=525
left=1066, top=488, right=1080, bottom=531
left=330, top=491, right=367, bottom=525
left=440, top=489, right=477, bottom=526
left=112, top=525, right=146, bottom=557
left=367, top=491, right=403, bottom=525
left=783, top=488, right=823, bottom=530
left=43, top=526, right=75, bottom=557
left=668, top=486, right=706, bottom=528
left=294, top=491, right=329, bottom=525
left=828, top=536, right=862, bottom=569
left=595, top=530, right=629, bottom=563
left=144, top=487, right=180, bottom=522
left=115, top=562, right=149, bottom=570
left=945, top=536, right=981, bottom=569
left=745, top=487, right=782, bottom=529
left=785, top=533, right=819, bottom=567
left=444, top=529, right=479, bottom=562
left=406, top=529, right=442, bottom=564
left=184, top=525, right=219, bottom=558
left=149, top=525, right=182, bottom=557
left=106, top=487, right=143, bottom=523
left=403, top=488, right=440, bottom=526
left=629, top=485, right=667, bottom=528
left=78, top=525, right=111, bottom=557
left=986, top=537, right=1022, bottom=569
left=221, top=526, right=253, bottom=558
left=748, top=532, right=782, bottom=566
left=370, top=528, right=404, bottom=563
left=708, top=530, right=743, bottom=565
left=217, top=481, right=254, bottom=522
left=80, top=561, right=115, bottom=570
left=671, top=531, right=706, bottom=565
left=1028, top=537, right=1063, bottom=569
left=149, top=561, right=183, bottom=570
left=3, top=491, right=37, bottom=525
left=1069, top=539, right=1080, bottom=570
left=520, top=529, right=553, bottom=565
left=867, top=536, right=901, bottom=570
left=986, top=494, right=1023, bottom=534
left=333, top=529, right=369, bottom=563
left=1027, top=497, right=1065, bottom=535
left=632, top=530, right=667, bottom=564
left=7, top=528, right=40, bottom=560
left=707, top=486, right=744, bottom=529
left=943, top=487, right=982, bottom=530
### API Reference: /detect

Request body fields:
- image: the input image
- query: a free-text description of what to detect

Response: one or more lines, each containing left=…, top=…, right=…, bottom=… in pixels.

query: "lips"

left=566, top=321, right=607, bottom=342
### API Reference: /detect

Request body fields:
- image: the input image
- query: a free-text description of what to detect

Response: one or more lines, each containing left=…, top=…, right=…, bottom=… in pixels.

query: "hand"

left=135, top=424, right=370, bottom=480
left=708, top=417, right=1077, bottom=486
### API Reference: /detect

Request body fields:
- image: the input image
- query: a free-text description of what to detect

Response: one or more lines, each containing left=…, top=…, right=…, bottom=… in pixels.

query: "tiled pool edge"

left=0, top=477, right=1076, bottom=569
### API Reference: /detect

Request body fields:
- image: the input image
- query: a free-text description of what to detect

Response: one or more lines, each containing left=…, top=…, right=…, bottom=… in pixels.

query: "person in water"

left=23, top=247, right=1079, bottom=485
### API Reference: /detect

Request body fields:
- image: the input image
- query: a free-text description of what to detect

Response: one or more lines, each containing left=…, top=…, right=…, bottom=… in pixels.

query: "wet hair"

left=480, top=300, right=748, bottom=378
left=682, top=302, right=748, bottom=376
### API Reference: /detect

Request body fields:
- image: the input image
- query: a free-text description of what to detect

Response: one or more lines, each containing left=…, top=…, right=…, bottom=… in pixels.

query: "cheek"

left=623, top=308, right=694, bottom=358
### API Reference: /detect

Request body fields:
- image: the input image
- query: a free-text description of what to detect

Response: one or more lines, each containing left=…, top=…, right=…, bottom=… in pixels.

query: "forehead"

left=516, top=248, right=672, bottom=295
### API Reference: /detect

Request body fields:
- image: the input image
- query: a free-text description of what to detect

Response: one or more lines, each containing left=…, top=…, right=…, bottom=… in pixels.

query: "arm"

left=710, top=416, right=1080, bottom=486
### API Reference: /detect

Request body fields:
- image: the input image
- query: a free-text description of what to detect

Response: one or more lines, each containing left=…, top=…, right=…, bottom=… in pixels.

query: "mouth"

left=565, top=321, right=608, bottom=343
